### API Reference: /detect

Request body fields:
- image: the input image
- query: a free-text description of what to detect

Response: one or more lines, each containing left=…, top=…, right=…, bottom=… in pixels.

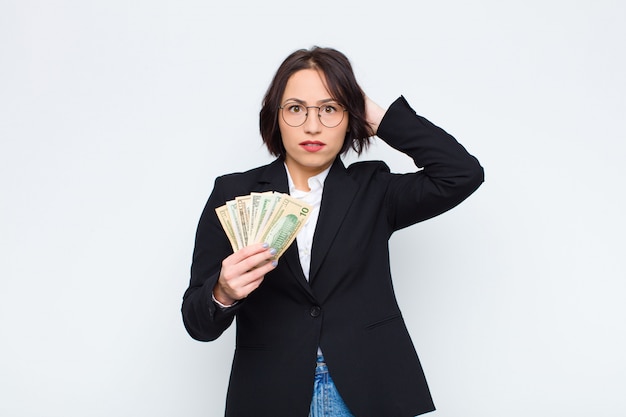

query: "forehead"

left=282, top=69, right=332, bottom=103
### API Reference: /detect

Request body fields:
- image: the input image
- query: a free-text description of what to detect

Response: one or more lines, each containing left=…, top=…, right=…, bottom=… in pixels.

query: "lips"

left=299, top=141, right=325, bottom=152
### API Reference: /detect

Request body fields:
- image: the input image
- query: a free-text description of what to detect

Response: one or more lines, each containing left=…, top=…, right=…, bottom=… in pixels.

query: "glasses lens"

left=318, top=102, right=345, bottom=128
left=281, top=102, right=307, bottom=127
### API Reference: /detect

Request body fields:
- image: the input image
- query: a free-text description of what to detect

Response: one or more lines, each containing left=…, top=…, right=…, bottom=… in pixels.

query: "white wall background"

left=1, top=1, right=625, bottom=416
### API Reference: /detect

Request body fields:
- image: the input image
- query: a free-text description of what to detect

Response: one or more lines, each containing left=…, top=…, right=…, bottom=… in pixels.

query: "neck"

left=287, top=169, right=313, bottom=191
left=285, top=161, right=332, bottom=192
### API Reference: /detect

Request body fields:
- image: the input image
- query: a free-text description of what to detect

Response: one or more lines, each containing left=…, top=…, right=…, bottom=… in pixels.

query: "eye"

left=321, top=104, right=340, bottom=114
left=287, top=104, right=304, bottom=113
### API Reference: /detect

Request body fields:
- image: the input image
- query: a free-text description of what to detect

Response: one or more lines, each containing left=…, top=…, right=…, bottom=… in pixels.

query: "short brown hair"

left=259, top=46, right=373, bottom=158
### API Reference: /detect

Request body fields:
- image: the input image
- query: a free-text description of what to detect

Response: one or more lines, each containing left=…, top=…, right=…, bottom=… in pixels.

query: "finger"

left=247, top=256, right=279, bottom=278
left=238, top=258, right=278, bottom=292
left=240, top=246, right=277, bottom=271
left=220, top=246, right=276, bottom=285
left=224, top=242, right=272, bottom=266
left=220, top=257, right=278, bottom=301
left=225, top=250, right=277, bottom=288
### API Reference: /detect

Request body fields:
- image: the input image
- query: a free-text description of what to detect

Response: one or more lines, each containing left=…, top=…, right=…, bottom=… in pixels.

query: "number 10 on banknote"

left=215, top=192, right=313, bottom=259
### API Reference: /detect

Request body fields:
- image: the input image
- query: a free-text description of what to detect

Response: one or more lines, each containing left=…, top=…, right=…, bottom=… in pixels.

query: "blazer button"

left=310, top=306, right=321, bottom=317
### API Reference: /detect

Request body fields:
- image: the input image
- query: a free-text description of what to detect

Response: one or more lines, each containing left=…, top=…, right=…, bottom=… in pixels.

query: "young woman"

left=182, top=46, right=484, bottom=417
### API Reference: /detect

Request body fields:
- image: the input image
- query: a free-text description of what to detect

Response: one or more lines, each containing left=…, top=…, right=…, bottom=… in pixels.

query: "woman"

left=182, top=46, right=484, bottom=417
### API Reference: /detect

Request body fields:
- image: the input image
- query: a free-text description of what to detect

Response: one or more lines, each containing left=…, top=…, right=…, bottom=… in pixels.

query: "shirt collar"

left=285, top=163, right=331, bottom=195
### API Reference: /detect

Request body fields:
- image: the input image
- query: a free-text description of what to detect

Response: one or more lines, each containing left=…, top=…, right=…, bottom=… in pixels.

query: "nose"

left=303, top=107, right=323, bottom=133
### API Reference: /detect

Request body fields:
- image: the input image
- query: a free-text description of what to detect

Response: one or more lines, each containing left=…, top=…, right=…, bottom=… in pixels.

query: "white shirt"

left=286, top=164, right=330, bottom=281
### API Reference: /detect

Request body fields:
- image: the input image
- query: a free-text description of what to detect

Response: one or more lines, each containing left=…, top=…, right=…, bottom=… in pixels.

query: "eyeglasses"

left=279, top=101, right=347, bottom=128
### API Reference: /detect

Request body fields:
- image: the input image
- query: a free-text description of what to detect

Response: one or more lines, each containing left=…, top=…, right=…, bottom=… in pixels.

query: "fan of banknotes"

left=215, top=191, right=313, bottom=259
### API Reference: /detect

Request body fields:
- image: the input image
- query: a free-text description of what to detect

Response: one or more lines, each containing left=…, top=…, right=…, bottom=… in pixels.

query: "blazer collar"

left=309, top=157, right=358, bottom=284
left=257, top=158, right=289, bottom=194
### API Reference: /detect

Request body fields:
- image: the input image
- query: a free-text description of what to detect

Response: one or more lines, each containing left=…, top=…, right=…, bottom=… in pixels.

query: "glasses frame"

left=278, top=102, right=347, bottom=128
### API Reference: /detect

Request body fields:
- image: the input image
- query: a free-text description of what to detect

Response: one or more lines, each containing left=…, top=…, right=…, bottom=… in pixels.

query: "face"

left=279, top=69, right=348, bottom=184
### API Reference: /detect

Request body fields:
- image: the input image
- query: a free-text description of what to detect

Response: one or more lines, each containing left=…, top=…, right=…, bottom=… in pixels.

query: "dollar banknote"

left=215, top=192, right=313, bottom=259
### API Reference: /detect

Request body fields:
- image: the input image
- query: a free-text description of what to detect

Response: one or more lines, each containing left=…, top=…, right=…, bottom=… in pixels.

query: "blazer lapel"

left=256, top=158, right=289, bottom=193
left=308, top=158, right=358, bottom=284
left=257, top=159, right=315, bottom=300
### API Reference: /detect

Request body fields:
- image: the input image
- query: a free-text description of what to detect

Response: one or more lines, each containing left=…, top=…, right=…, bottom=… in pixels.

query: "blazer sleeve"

left=377, top=96, right=484, bottom=230
left=181, top=177, right=242, bottom=342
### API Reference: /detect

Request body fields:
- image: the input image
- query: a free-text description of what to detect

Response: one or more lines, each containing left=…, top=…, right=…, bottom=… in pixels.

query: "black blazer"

left=182, top=96, right=484, bottom=417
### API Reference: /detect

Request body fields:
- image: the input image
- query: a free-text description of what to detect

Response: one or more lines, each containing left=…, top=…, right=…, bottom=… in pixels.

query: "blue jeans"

left=310, top=355, right=354, bottom=417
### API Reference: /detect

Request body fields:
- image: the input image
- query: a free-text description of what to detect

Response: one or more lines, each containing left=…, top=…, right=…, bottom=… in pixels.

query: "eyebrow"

left=282, top=98, right=338, bottom=105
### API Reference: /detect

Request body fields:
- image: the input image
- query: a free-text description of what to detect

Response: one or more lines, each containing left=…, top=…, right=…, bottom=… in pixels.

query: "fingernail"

left=262, top=242, right=269, bottom=248
left=269, top=248, right=277, bottom=256
left=271, top=260, right=278, bottom=267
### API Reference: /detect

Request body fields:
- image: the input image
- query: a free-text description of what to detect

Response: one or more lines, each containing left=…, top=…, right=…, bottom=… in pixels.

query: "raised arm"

left=375, top=95, right=484, bottom=230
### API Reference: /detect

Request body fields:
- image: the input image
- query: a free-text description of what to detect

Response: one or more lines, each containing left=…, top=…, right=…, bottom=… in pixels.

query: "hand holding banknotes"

left=213, top=191, right=313, bottom=305
left=213, top=242, right=278, bottom=306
